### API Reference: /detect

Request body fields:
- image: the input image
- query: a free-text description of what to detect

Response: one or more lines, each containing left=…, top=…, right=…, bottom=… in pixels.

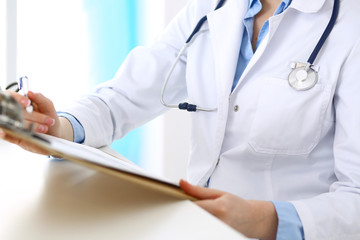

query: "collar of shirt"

left=232, top=0, right=292, bottom=90
left=245, top=0, right=292, bottom=52
left=246, top=0, right=292, bottom=19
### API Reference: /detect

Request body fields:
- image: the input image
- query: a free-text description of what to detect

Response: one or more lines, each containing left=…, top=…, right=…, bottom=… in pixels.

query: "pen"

left=18, top=76, right=33, bottom=113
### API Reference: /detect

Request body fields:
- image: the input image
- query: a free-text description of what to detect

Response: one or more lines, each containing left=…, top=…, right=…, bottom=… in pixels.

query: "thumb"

left=28, top=91, right=56, bottom=115
left=179, top=179, right=223, bottom=200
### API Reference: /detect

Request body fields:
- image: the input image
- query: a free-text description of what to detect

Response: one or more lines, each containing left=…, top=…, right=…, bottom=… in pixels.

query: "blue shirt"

left=62, top=0, right=304, bottom=238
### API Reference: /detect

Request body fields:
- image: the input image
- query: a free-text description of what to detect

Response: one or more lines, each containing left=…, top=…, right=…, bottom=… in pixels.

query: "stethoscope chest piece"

left=288, top=62, right=318, bottom=91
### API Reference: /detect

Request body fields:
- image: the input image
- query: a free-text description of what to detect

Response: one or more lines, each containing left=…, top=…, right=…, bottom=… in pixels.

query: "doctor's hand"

left=0, top=91, right=73, bottom=154
left=180, top=180, right=278, bottom=240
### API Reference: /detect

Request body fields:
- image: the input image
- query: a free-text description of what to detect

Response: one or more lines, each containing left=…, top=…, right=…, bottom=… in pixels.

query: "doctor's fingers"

left=22, top=112, right=55, bottom=134
left=195, top=198, right=231, bottom=219
left=5, top=90, right=56, bottom=119
left=5, top=90, right=31, bottom=107
left=23, top=120, right=49, bottom=133
left=27, top=91, right=57, bottom=117
left=179, top=179, right=224, bottom=200
left=24, top=110, right=56, bottom=129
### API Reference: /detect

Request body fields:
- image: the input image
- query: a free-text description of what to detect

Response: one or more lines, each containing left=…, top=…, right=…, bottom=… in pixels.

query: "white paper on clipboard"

left=37, top=133, right=177, bottom=186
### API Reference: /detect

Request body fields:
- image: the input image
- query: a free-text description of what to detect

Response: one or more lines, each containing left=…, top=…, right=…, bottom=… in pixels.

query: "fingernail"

left=45, top=118, right=55, bottom=126
left=20, top=98, right=29, bottom=106
left=37, top=125, right=48, bottom=133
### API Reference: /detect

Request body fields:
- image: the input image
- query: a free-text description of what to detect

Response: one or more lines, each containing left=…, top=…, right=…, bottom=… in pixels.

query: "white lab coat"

left=63, top=0, right=360, bottom=239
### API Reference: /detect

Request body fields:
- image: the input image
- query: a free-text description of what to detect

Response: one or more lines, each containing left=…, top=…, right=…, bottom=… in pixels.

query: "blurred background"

left=0, top=0, right=191, bottom=182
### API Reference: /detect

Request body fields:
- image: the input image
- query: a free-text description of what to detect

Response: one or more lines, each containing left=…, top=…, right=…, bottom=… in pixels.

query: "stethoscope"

left=160, top=0, right=339, bottom=112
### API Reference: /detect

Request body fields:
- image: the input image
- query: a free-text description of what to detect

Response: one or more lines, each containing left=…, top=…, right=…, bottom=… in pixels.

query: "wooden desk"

left=0, top=141, right=247, bottom=240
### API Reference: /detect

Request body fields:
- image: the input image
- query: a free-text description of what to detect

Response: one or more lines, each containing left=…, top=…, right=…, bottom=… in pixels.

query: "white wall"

left=16, top=0, right=90, bottom=110
left=1, top=0, right=17, bottom=88
left=1, top=0, right=191, bottom=182
left=140, top=0, right=191, bottom=182
left=0, top=0, right=6, bottom=88
left=161, top=0, right=191, bottom=182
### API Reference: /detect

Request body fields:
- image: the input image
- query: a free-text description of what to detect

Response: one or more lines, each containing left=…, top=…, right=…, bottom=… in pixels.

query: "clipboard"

left=1, top=126, right=195, bottom=201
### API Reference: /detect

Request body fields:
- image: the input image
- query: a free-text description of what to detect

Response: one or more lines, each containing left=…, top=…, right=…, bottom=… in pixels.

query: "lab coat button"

left=234, top=105, right=239, bottom=112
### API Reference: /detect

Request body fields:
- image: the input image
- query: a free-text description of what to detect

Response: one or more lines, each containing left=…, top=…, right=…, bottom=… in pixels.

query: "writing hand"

left=0, top=91, right=71, bottom=154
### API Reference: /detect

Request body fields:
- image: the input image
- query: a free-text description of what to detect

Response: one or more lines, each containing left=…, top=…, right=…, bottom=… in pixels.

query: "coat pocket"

left=248, top=77, right=332, bottom=155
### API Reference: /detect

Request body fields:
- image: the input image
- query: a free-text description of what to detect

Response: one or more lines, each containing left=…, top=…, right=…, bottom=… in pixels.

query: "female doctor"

left=2, top=0, right=360, bottom=239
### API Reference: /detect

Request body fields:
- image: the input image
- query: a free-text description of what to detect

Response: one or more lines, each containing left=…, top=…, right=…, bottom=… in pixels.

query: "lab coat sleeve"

left=60, top=0, right=217, bottom=148
left=291, top=38, right=360, bottom=240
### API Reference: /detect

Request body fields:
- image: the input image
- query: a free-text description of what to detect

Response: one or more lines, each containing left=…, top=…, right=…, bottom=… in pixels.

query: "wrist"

left=58, top=117, right=74, bottom=141
left=248, top=200, right=278, bottom=240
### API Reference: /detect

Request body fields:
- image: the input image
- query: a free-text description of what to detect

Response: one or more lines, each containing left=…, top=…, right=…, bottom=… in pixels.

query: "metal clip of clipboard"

left=0, top=90, right=28, bottom=132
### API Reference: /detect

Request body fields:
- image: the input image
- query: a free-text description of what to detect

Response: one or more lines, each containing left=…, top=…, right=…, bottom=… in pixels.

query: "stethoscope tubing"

left=160, top=0, right=339, bottom=112
left=185, top=0, right=226, bottom=44
left=160, top=44, right=188, bottom=109
left=160, top=0, right=226, bottom=112
left=307, top=0, right=339, bottom=65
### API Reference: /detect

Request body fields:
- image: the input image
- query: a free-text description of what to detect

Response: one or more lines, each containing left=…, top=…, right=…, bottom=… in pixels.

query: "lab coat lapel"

left=236, top=12, right=285, bottom=90
left=205, top=0, right=247, bottom=163
left=207, top=0, right=247, bottom=103
left=206, top=0, right=328, bottom=95
left=234, top=0, right=327, bottom=91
